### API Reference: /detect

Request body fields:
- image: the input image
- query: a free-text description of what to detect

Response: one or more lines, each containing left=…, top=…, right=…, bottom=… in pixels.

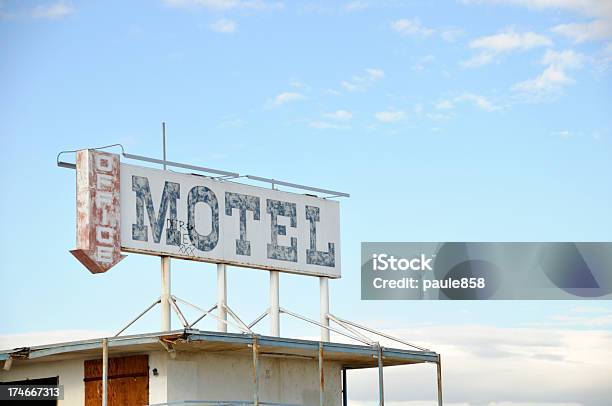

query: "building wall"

left=1, top=349, right=343, bottom=406
left=0, top=358, right=84, bottom=406
left=149, top=350, right=343, bottom=406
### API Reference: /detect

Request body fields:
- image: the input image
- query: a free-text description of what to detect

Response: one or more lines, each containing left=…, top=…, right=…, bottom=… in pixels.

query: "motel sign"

left=71, top=149, right=341, bottom=278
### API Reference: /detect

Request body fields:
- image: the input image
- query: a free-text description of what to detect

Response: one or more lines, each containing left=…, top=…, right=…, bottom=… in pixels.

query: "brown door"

left=84, top=354, right=149, bottom=406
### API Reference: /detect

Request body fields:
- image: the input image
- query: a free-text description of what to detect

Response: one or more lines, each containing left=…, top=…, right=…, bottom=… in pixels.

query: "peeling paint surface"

left=71, top=149, right=125, bottom=273
left=266, top=199, right=298, bottom=263
left=306, top=205, right=335, bottom=267
left=131, top=177, right=181, bottom=246
left=187, top=186, right=219, bottom=252
left=225, top=192, right=261, bottom=256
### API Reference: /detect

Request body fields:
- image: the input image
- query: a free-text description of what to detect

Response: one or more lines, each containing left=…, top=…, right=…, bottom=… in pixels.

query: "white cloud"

left=341, top=68, right=384, bottom=92
left=592, top=42, right=612, bottom=71
left=324, top=110, right=353, bottom=121
left=309, top=121, right=343, bottom=130
left=464, top=29, right=552, bottom=67
left=344, top=1, right=368, bottom=12
left=412, top=54, right=435, bottom=71
left=209, top=18, right=237, bottom=33
left=365, top=68, right=384, bottom=79
left=164, top=0, right=283, bottom=11
left=341, top=81, right=359, bottom=92
left=341, top=323, right=612, bottom=405
left=31, top=1, right=74, bottom=19
left=541, top=48, right=584, bottom=68
left=551, top=314, right=612, bottom=327
left=514, top=66, right=573, bottom=93
left=553, top=130, right=572, bottom=139
left=471, top=30, right=552, bottom=53
left=436, top=93, right=500, bottom=112
left=462, top=52, right=496, bottom=68
left=552, top=20, right=612, bottom=43
left=550, top=130, right=608, bottom=141
left=461, top=0, right=612, bottom=21
left=375, top=110, right=406, bottom=123
left=440, top=28, right=465, bottom=42
left=427, top=111, right=454, bottom=121
left=436, top=99, right=454, bottom=110
left=570, top=305, right=612, bottom=314
left=514, top=49, right=584, bottom=95
left=310, top=110, right=353, bottom=129
left=391, top=20, right=464, bottom=43
left=589, top=42, right=612, bottom=74
left=465, top=1, right=612, bottom=44
left=391, top=18, right=435, bottom=37
left=272, top=92, right=304, bottom=105
left=549, top=307, right=612, bottom=327
left=458, top=93, right=500, bottom=111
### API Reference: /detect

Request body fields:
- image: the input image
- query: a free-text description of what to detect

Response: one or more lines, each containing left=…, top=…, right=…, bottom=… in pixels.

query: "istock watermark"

left=371, top=253, right=434, bottom=271
left=361, top=242, right=612, bottom=300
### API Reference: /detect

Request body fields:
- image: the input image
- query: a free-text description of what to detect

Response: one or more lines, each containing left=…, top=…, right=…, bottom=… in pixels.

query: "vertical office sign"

left=71, top=149, right=125, bottom=273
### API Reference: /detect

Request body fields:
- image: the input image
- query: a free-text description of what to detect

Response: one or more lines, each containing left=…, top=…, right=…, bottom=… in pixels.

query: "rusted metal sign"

left=71, top=150, right=125, bottom=273
left=71, top=149, right=341, bottom=277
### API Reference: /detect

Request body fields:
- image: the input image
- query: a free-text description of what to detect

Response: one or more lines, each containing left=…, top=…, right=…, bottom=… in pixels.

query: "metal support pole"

left=217, top=263, right=227, bottom=332
left=115, top=298, right=161, bottom=337
left=437, top=355, right=443, bottom=406
left=102, top=338, right=108, bottom=406
left=160, top=122, right=172, bottom=333
left=377, top=344, right=384, bottom=406
left=270, top=271, right=280, bottom=336
left=320, top=277, right=330, bottom=342
left=342, top=368, right=347, bottom=406
left=318, top=342, right=325, bottom=406
left=161, top=257, right=171, bottom=332
left=252, top=335, right=260, bottom=406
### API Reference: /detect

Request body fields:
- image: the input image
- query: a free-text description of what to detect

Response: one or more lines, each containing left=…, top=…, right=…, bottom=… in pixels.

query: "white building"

left=0, top=328, right=441, bottom=405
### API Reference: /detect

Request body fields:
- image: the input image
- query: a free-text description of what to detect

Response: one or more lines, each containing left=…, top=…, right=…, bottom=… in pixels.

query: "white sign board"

left=119, top=163, right=341, bottom=278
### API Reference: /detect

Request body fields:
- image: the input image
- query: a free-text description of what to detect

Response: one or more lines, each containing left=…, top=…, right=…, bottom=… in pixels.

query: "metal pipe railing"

left=248, top=309, right=270, bottom=329
left=279, top=307, right=371, bottom=345
left=57, top=145, right=349, bottom=198
left=327, top=313, right=430, bottom=352
left=114, top=298, right=161, bottom=337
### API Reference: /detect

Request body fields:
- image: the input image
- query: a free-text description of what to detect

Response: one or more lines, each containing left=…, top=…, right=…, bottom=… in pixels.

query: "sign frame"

left=71, top=149, right=342, bottom=278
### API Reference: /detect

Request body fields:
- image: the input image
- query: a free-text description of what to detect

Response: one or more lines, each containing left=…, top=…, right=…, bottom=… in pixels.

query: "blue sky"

left=1, top=1, right=612, bottom=404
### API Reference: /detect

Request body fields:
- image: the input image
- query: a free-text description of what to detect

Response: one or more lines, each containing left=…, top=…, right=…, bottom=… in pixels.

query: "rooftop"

left=0, top=329, right=439, bottom=370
